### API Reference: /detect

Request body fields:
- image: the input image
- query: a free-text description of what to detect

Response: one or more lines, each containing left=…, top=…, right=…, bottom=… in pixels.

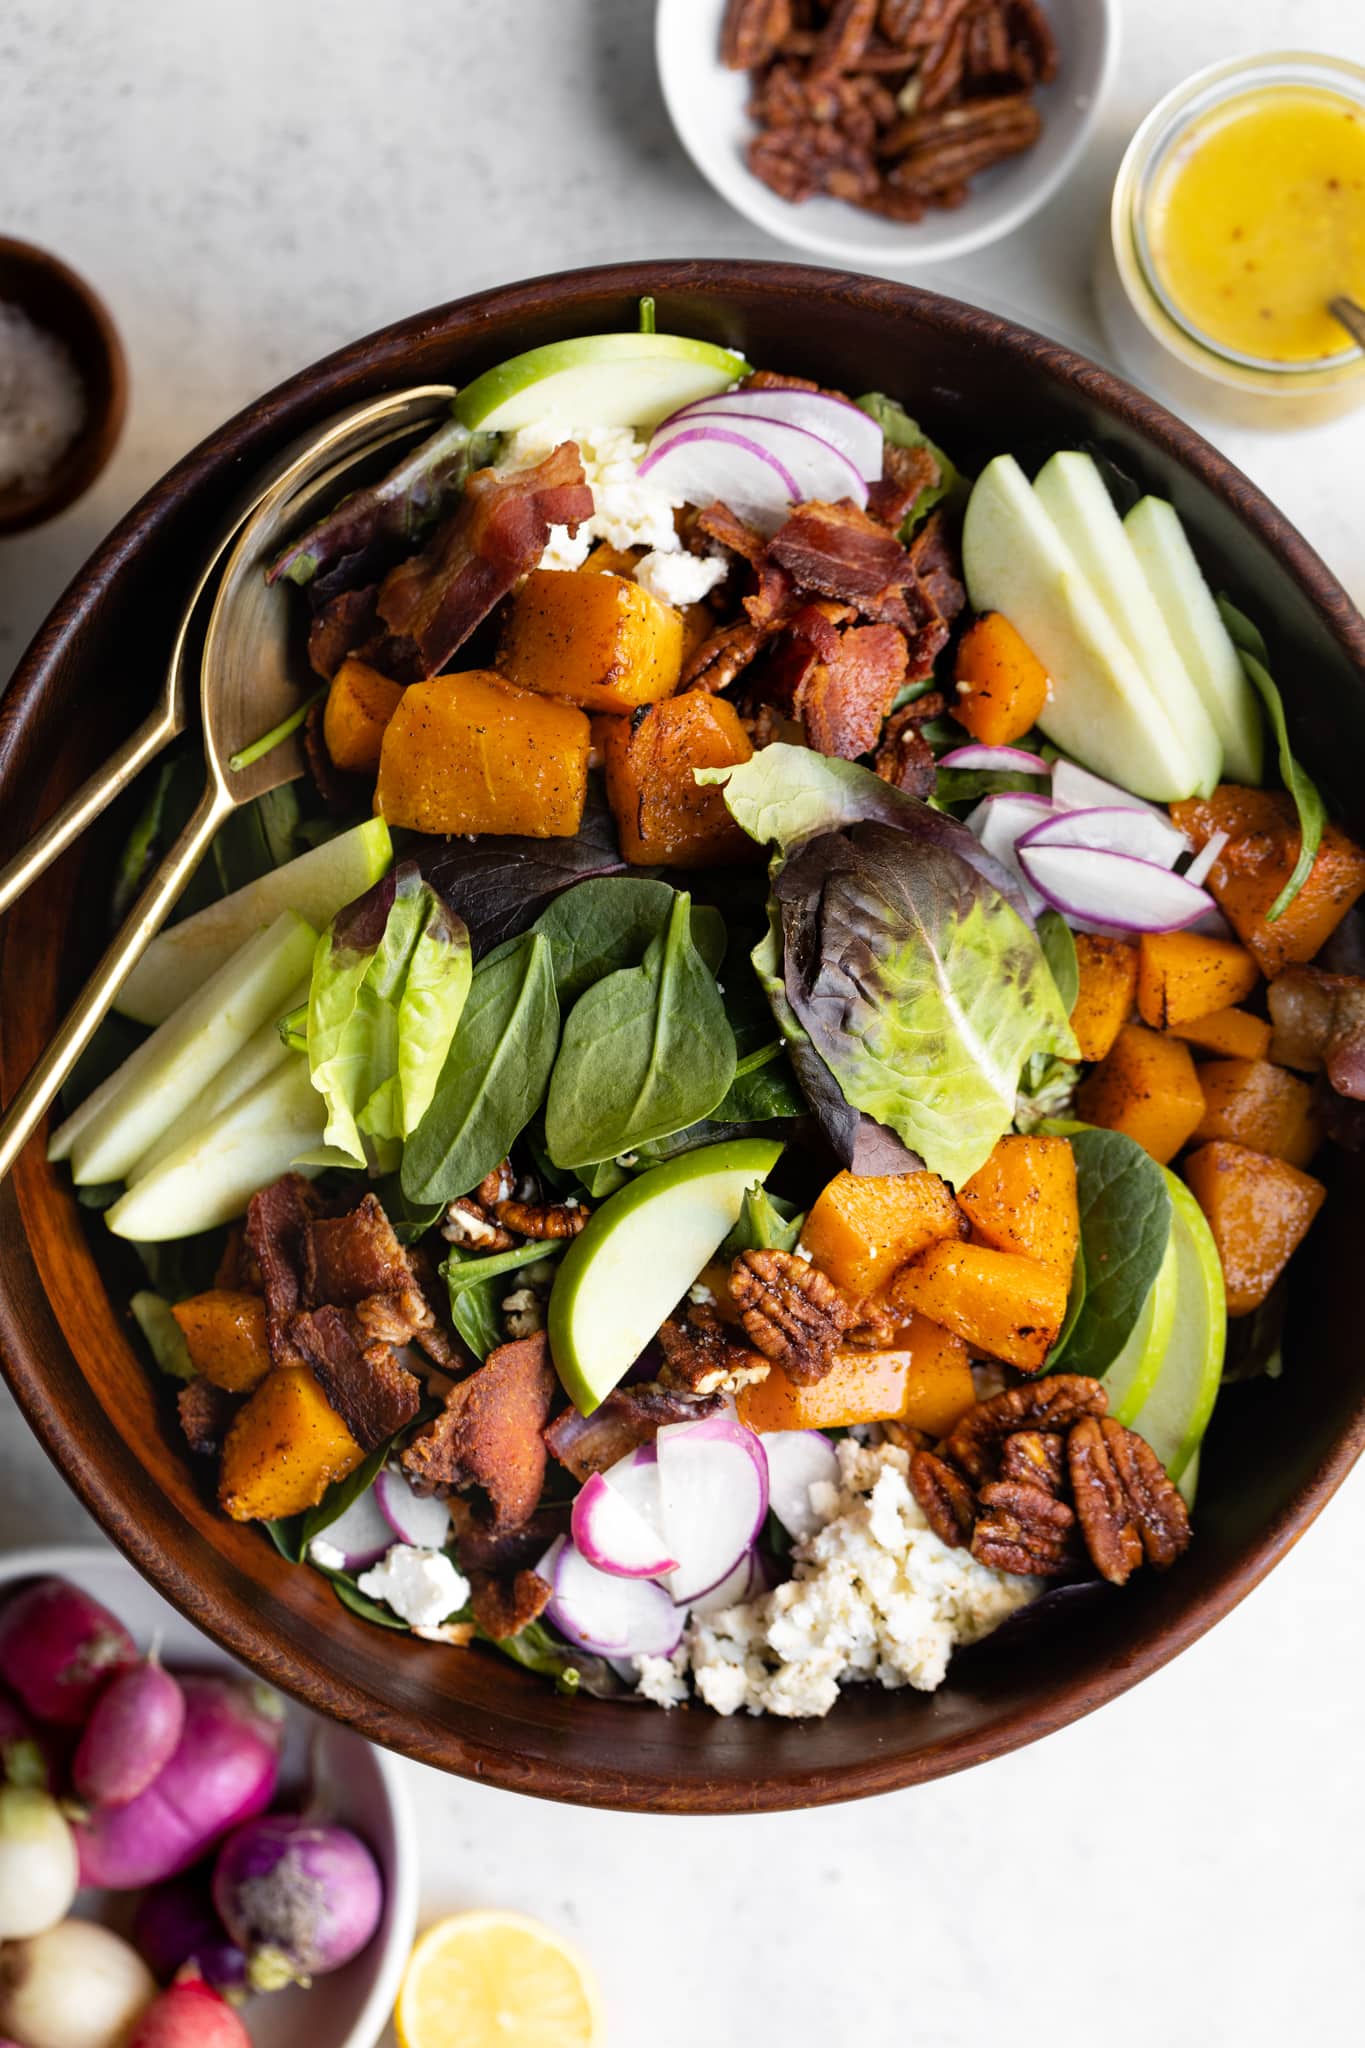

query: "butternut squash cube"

left=1070, top=935, right=1138, bottom=1062
left=1183, top=1140, right=1325, bottom=1316
left=1137, top=929, right=1260, bottom=1029
left=376, top=668, right=589, bottom=838
left=170, top=1289, right=271, bottom=1394
left=952, top=612, right=1051, bottom=747
left=1074, top=1022, right=1205, bottom=1164
left=322, top=658, right=404, bottom=775
left=800, top=1168, right=964, bottom=1300
left=1169, top=786, right=1365, bottom=978
left=581, top=543, right=642, bottom=577
left=598, top=691, right=756, bottom=867
left=958, top=1134, right=1079, bottom=1278
left=219, top=1368, right=364, bottom=1523
left=737, top=1316, right=975, bottom=1436
left=1169, top=1006, right=1273, bottom=1060
left=889, top=1241, right=1069, bottom=1373
left=499, top=568, right=684, bottom=714
left=1192, top=1057, right=1321, bottom=1168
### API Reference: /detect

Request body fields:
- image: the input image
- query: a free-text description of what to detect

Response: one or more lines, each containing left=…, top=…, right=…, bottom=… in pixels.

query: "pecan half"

left=658, top=1305, right=770, bottom=1397
left=998, top=1429, right=1066, bottom=1496
left=910, top=1448, right=976, bottom=1547
left=944, top=1374, right=1108, bottom=1484
left=972, top=1478, right=1075, bottom=1576
left=494, top=1197, right=590, bottom=1240
left=730, top=1249, right=857, bottom=1383
left=721, top=0, right=794, bottom=70
left=1068, top=1417, right=1192, bottom=1585
left=441, top=1196, right=515, bottom=1252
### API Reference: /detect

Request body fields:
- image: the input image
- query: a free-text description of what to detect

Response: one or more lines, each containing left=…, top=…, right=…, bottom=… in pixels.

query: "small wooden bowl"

left=1, top=262, right=1364, bottom=1812
left=0, top=236, right=127, bottom=534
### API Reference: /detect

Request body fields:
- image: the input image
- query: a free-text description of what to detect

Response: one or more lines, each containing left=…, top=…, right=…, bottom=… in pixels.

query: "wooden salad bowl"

left=1, top=262, right=1363, bottom=1812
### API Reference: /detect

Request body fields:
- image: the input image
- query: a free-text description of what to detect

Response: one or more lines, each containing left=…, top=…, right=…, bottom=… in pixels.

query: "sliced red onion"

left=761, top=1430, right=840, bottom=1541
left=570, top=1472, right=679, bottom=1580
left=939, top=744, right=1051, bottom=776
left=1017, top=841, right=1214, bottom=933
left=374, top=1467, right=452, bottom=1551
left=1018, top=803, right=1189, bottom=871
left=311, top=1489, right=392, bottom=1572
left=1051, top=758, right=1190, bottom=839
left=1183, top=828, right=1229, bottom=890
left=966, top=792, right=1058, bottom=916
left=544, top=1538, right=683, bottom=1659
left=664, top=387, right=884, bottom=480
left=665, top=411, right=868, bottom=508
left=657, top=1413, right=770, bottom=1605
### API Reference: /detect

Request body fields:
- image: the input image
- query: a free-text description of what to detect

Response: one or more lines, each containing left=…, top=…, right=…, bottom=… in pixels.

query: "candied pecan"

left=722, top=0, right=794, bottom=69
left=177, top=1379, right=235, bottom=1457
left=658, top=1305, right=770, bottom=1397
left=918, top=13, right=968, bottom=108
left=1006, top=0, right=1059, bottom=84
left=468, top=1567, right=553, bottom=1641
left=476, top=1160, right=516, bottom=1208
left=998, top=1429, right=1066, bottom=1496
left=731, top=1249, right=858, bottom=1383
left=972, top=1477, right=1075, bottom=1576
left=874, top=705, right=936, bottom=796
left=965, top=2, right=1011, bottom=82
left=440, top=1196, right=515, bottom=1252
left=809, top=0, right=878, bottom=78
left=879, top=92, right=1042, bottom=197
left=844, top=1295, right=900, bottom=1348
left=682, top=616, right=767, bottom=692
left=945, top=1374, right=1108, bottom=1484
left=910, top=1449, right=977, bottom=1547
left=352, top=1288, right=434, bottom=1348
left=1069, top=1417, right=1192, bottom=1585
left=494, top=1197, right=590, bottom=1241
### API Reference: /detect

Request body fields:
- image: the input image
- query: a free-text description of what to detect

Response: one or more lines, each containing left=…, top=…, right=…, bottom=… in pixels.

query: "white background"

left=2, top=3, right=1364, bottom=2043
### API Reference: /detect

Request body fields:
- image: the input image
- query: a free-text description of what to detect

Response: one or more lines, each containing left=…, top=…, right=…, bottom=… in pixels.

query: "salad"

left=52, top=308, right=1365, bottom=1719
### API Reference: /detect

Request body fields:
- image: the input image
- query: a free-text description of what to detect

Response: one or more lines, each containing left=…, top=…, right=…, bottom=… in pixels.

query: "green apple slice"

left=1103, top=1226, right=1180, bottom=1423
left=115, top=817, right=392, bottom=1026
left=453, top=332, right=750, bottom=434
left=1125, top=1173, right=1226, bottom=1482
left=962, top=454, right=1219, bottom=801
left=548, top=1138, right=783, bottom=1415
left=124, top=975, right=307, bottom=1182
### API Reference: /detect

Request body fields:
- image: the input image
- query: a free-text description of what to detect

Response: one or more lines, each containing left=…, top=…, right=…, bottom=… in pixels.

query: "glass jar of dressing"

left=1097, top=52, right=1365, bottom=424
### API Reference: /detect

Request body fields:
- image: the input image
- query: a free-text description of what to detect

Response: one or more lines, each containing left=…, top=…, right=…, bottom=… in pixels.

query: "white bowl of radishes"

left=0, top=1547, right=416, bottom=2048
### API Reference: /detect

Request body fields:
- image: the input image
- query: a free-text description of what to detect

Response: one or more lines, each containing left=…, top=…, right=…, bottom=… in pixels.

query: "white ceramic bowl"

left=0, top=1546, right=416, bottom=2048
left=656, top=0, right=1118, bottom=266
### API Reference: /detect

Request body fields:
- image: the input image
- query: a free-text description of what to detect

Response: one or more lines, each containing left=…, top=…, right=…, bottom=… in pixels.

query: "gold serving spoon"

left=1328, top=295, right=1365, bottom=351
left=0, top=383, right=457, bottom=1180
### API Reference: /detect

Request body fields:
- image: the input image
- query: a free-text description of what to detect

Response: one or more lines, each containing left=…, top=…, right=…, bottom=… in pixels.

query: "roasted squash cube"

left=1192, top=1057, right=1321, bottom=1168
left=1169, top=1005, right=1272, bottom=1060
left=1137, top=929, right=1259, bottom=1029
left=376, top=668, right=589, bottom=838
left=219, top=1369, right=364, bottom=1523
left=889, top=1241, right=1069, bottom=1373
left=581, top=543, right=642, bottom=577
left=1070, top=935, right=1138, bottom=1062
left=598, top=691, right=756, bottom=867
left=1074, top=1022, right=1205, bottom=1164
left=1184, top=1140, right=1325, bottom=1316
left=800, top=1168, right=963, bottom=1300
left=952, top=612, right=1051, bottom=747
left=958, top=1134, right=1079, bottom=1278
left=499, top=568, right=684, bottom=714
left=323, top=658, right=404, bottom=775
left=170, top=1289, right=271, bottom=1394
left=737, top=1316, right=974, bottom=1436
left=1170, top=786, right=1365, bottom=977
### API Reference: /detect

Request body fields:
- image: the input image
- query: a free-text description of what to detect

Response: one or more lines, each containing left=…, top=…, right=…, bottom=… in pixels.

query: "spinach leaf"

left=711, top=1041, right=805, bottom=1124
left=578, top=1158, right=630, bottom=1198
left=129, top=1292, right=195, bottom=1381
left=417, top=779, right=626, bottom=957
left=268, top=412, right=476, bottom=588
left=934, top=765, right=1049, bottom=809
left=483, top=1617, right=625, bottom=1698
left=132, top=1231, right=228, bottom=1304
left=720, top=1187, right=804, bottom=1259
left=775, top=823, right=1078, bottom=1186
left=1056, top=1127, right=1173, bottom=1377
left=264, top=1517, right=305, bottom=1564
left=532, top=877, right=723, bottom=1002
left=368, top=1173, right=444, bottom=1245
left=402, top=931, right=560, bottom=1203
left=1037, top=909, right=1080, bottom=1014
left=855, top=393, right=962, bottom=532
left=1044, top=1241, right=1086, bottom=1370
left=325, top=1575, right=413, bottom=1631
left=545, top=895, right=736, bottom=1168
left=299, top=1439, right=394, bottom=1549
left=449, top=1281, right=501, bottom=1361
left=443, top=1240, right=565, bottom=1362
left=1217, top=596, right=1325, bottom=921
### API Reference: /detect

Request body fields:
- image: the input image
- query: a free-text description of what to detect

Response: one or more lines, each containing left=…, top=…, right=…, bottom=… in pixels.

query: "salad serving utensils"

left=0, top=384, right=457, bottom=1181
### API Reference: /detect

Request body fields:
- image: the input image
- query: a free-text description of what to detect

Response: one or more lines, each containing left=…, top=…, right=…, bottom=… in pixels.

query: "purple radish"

left=656, top=1413, right=769, bottom=1604
left=212, top=1815, right=384, bottom=1991
left=373, top=1467, right=451, bottom=1550
left=571, top=1473, right=678, bottom=1580
left=74, top=1674, right=284, bottom=1891
left=1016, top=841, right=1213, bottom=932
left=0, top=1577, right=136, bottom=1726
left=664, top=411, right=867, bottom=506
left=762, top=1430, right=840, bottom=1542
left=128, top=1976, right=252, bottom=2048
left=543, top=1538, right=683, bottom=1660
left=73, top=1655, right=186, bottom=1809
left=938, top=743, right=1051, bottom=775
left=635, top=426, right=796, bottom=535
left=132, top=1872, right=248, bottom=1995
left=310, top=1488, right=392, bottom=1572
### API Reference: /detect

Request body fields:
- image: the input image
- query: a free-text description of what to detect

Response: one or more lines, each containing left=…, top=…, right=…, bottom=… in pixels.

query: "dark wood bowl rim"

left=2, top=259, right=1363, bottom=1811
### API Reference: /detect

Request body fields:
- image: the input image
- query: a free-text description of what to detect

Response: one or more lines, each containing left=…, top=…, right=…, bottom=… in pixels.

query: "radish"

left=635, top=426, right=798, bottom=534
left=212, top=1814, right=383, bottom=1990
left=571, top=1473, right=678, bottom=1580
left=543, top=1539, right=683, bottom=1660
left=132, top=1873, right=247, bottom=1995
left=938, top=744, right=1051, bottom=776
left=662, top=411, right=868, bottom=507
left=74, top=1675, right=284, bottom=1891
left=656, top=1413, right=769, bottom=1604
left=126, top=1973, right=250, bottom=2048
left=1016, top=841, right=1215, bottom=934
left=965, top=792, right=1057, bottom=916
left=310, top=1486, right=393, bottom=1573
left=0, top=1768, right=78, bottom=1939
left=73, top=1655, right=185, bottom=1809
left=0, top=1578, right=136, bottom=1727
left=0, top=1920, right=156, bottom=2048
left=1050, top=757, right=1184, bottom=828
left=761, top=1430, right=840, bottom=1542
left=688, top=1548, right=755, bottom=1617
left=1184, top=827, right=1230, bottom=889
left=373, top=1466, right=453, bottom=1551
left=664, top=386, right=884, bottom=479
left=1017, top=802, right=1189, bottom=870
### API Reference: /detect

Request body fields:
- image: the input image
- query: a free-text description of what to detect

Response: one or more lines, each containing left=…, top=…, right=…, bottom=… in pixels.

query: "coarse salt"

left=0, top=302, right=86, bottom=492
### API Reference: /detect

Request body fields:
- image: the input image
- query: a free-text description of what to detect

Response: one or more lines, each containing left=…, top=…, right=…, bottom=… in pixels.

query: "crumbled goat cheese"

left=643, top=1441, right=1036, bottom=1718
left=634, top=1648, right=692, bottom=1708
left=634, top=548, right=729, bottom=607
left=688, top=1280, right=717, bottom=1307
left=498, top=419, right=682, bottom=569
left=356, top=1544, right=470, bottom=1630
left=308, top=1537, right=347, bottom=1573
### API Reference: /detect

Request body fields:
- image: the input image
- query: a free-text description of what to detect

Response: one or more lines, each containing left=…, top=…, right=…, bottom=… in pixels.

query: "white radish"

left=657, top=1413, right=769, bottom=1604
left=0, top=1919, right=156, bottom=2048
left=965, top=792, right=1058, bottom=915
left=1016, top=842, right=1215, bottom=933
left=665, top=388, right=884, bottom=479
left=1018, top=803, right=1189, bottom=871
left=939, top=744, right=1051, bottom=775
left=666, top=411, right=868, bottom=507
left=1050, top=758, right=1187, bottom=829
left=0, top=1784, right=77, bottom=1940
left=373, top=1467, right=453, bottom=1551
left=571, top=1473, right=679, bottom=1580
left=543, top=1539, right=683, bottom=1659
left=636, top=425, right=798, bottom=534
left=310, top=1488, right=393, bottom=1573
left=1184, top=828, right=1230, bottom=890
left=761, top=1430, right=840, bottom=1541
left=689, top=1549, right=756, bottom=1618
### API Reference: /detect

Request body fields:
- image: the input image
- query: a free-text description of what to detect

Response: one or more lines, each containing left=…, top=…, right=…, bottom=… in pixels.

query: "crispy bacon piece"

left=800, top=621, right=907, bottom=758
left=308, top=587, right=381, bottom=681
left=544, top=1384, right=725, bottom=1483
left=401, top=1335, right=556, bottom=1529
left=767, top=498, right=912, bottom=605
left=450, top=1500, right=568, bottom=1575
left=468, top=1568, right=553, bottom=1640
left=867, top=441, right=939, bottom=530
left=288, top=1306, right=421, bottom=1452
left=377, top=444, right=594, bottom=678
left=696, top=500, right=768, bottom=565
left=246, top=1173, right=322, bottom=1374
left=874, top=703, right=936, bottom=796
left=303, top=1193, right=413, bottom=1304
left=909, top=507, right=966, bottom=623
left=178, top=1380, right=236, bottom=1458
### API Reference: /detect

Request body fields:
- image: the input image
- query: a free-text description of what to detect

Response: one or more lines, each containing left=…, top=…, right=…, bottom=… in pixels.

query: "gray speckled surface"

left=2, top=4, right=1364, bottom=2043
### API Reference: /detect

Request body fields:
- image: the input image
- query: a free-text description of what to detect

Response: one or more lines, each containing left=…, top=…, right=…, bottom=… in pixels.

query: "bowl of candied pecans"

left=657, top=0, right=1117, bottom=265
